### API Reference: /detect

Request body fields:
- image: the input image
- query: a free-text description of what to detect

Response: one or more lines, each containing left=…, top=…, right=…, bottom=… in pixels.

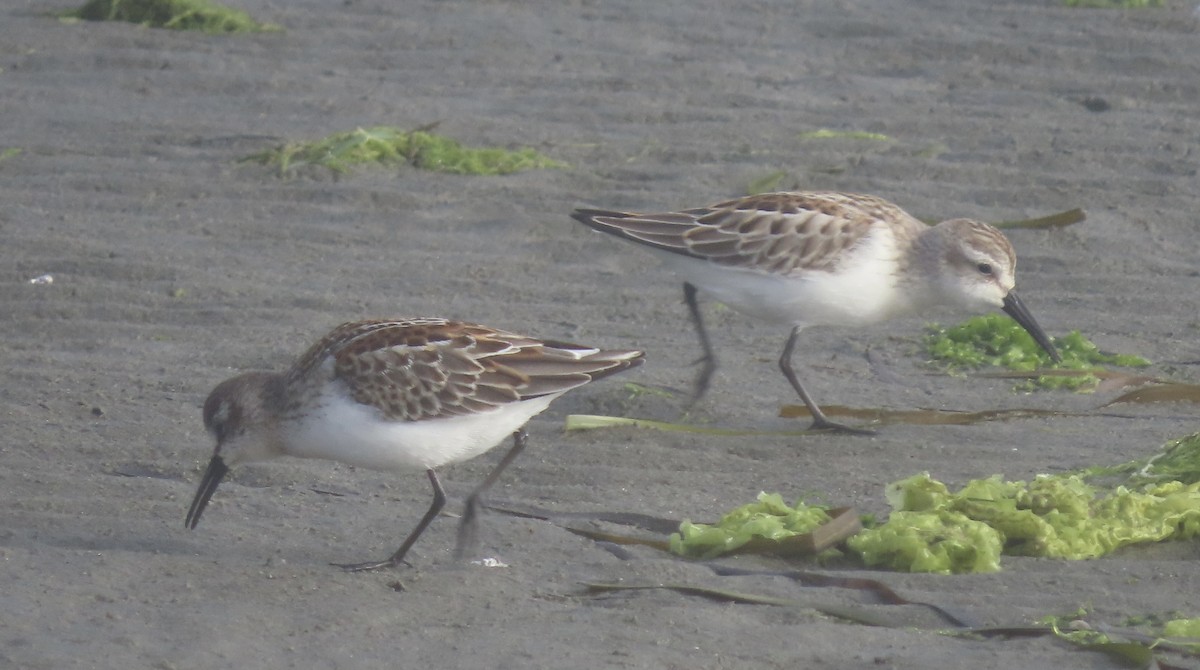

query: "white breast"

left=280, top=386, right=559, bottom=472
left=655, top=226, right=916, bottom=327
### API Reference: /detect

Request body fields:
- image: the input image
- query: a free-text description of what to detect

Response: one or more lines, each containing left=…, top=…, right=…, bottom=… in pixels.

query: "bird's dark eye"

left=976, top=262, right=993, bottom=275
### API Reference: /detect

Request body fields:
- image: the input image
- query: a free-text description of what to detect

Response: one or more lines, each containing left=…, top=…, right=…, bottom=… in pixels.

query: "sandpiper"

left=571, top=191, right=1059, bottom=433
left=185, top=317, right=644, bottom=571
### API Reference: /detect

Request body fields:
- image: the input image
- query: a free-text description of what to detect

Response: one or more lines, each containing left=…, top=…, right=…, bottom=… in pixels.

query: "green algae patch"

left=1037, top=608, right=1200, bottom=663
left=1164, top=618, right=1200, bottom=638
left=63, top=0, right=278, bottom=33
left=926, top=313, right=1149, bottom=391
left=746, top=170, right=789, bottom=195
left=846, top=508, right=1003, bottom=574
left=846, top=475, right=1004, bottom=573
left=993, top=208, right=1086, bottom=231
left=1065, top=0, right=1162, bottom=7
left=670, top=492, right=833, bottom=560
left=797, top=128, right=892, bottom=142
left=244, top=126, right=567, bottom=178
left=637, top=434, right=1200, bottom=574
left=1079, top=431, right=1200, bottom=487
left=846, top=472, right=1200, bottom=574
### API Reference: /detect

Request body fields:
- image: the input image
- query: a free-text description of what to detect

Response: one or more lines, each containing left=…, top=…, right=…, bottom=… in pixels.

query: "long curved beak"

left=185, top=454, right=229, bottom=530
left=1002, top=292, right=1061, bottom=364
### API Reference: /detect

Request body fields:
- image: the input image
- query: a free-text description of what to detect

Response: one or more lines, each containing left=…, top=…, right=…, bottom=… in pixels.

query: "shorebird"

left=571, top=191, right=1059, bottom=433
left=185, top=317, right=643, bottom=571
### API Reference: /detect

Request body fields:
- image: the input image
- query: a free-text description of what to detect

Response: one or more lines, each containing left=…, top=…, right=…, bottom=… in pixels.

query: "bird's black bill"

left=185, top=454, right=229, bottom=530
left=1002, top=292, right=1061, bottom=364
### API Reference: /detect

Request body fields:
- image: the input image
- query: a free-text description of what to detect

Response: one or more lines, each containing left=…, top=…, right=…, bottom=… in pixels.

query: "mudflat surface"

left=2, top=1, right=1198, bottom=668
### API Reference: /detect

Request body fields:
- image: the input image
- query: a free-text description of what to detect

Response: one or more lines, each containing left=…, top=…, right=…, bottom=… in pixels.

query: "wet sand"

left=2, top=1, right=1199, bottom=667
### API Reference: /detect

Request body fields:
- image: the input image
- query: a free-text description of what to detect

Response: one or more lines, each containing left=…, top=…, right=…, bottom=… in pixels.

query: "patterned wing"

left=291, top=319, right=642, bottom=422
left=485, top=338, right=644, bottom=398
left=573, top=191, right=925, bottom=275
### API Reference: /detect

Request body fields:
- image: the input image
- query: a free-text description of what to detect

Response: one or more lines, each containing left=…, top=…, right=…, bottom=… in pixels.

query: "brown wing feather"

left=573, top=191, right=927, bottom=274
left=287, top=319, right=642, bottom=422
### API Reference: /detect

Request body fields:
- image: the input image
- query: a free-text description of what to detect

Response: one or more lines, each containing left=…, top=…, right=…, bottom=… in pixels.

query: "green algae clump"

left=845, top=509, right=1003, bottom=574
left=846, top=472, right=1200, bottom=574
left=244, top=126, right=567, bottom=178
left=1065, top=0, right=1162, bottom=7
left=667, top=435, right=1200, bottom=573
left=1081, top=431, right=1200, bottom=487
left=670, top=492, right=831, bottom=560
left=64, top=0, right=277, bottom=33
left=926, top=313, right=1149, bottom=391
left=1163, top=618, right=1200, bottom=638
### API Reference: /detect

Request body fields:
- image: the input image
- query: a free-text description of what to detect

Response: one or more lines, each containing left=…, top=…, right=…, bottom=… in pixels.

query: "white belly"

left=281, top=389, right=558, bottom=472
left=653, top=231, right=915, bottom=327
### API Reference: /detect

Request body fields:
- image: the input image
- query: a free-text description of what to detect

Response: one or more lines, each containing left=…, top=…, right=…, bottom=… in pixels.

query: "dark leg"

left=337, top=468, right=446, bottom=572
left=683, top=282, right=717, bottom=407
left=454, top=428, right=529, bottom=560
left=779, top=326, right=875, bottom=435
